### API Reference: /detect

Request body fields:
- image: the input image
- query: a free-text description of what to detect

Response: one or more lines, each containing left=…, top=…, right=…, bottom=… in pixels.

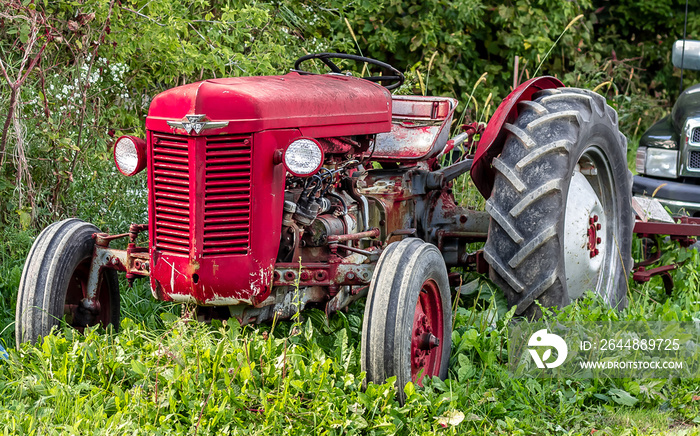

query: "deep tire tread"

left=484, top=87, right=634, bottom=316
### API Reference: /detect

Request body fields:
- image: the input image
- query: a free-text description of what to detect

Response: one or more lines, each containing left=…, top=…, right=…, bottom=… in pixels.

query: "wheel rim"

left=64, top=258, right=112, bottom=330
left=410, top=278, right=444, bottom=385
left=563, top=146, right=618, bottom=303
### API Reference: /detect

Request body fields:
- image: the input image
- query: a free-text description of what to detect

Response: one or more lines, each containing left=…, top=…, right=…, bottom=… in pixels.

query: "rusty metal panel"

left=373, top=96, right=457, bottom=162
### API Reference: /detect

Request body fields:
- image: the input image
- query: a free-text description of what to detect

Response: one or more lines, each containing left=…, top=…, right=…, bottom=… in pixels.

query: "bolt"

left=420, top=333, right=440, bottom=350
left=589, top=217, right=594, bottom=225
left=593, top=215, right=598, bottom=222
left=346, top=272, right=356, bottom=281
left=596, top=223, right=601, bottom=230
left=460, top=215, right=468, bottom=224
left=300, top=271, right=310, bottom=281
left=596, top=237, right=601, bottom=244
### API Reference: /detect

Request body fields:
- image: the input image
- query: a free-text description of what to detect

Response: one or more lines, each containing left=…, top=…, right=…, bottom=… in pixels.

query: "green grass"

left=0, top=237, right=698, bottom=434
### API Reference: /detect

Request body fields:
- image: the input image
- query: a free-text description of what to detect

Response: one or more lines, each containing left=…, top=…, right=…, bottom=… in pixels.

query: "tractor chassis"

left=83, top=175, right=493, bottom=324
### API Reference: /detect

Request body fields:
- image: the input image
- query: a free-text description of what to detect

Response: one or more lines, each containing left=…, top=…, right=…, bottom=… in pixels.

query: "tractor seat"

left=373, top=95, right=457, bottom=162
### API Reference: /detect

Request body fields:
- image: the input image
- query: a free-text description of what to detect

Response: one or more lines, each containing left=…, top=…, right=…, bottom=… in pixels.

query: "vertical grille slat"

left=203, top=136, right=252, bottom=256
left=153, top=133, right=191, bottom=256
left=689, top=150, right=700, bottom=170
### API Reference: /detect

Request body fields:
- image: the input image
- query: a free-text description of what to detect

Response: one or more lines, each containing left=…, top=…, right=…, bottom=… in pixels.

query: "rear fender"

left=470, top=76, right=564, bottom=198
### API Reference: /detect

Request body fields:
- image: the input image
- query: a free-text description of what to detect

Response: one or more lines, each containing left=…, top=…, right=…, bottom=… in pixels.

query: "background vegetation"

left=0, top=0, right=699, bottom=433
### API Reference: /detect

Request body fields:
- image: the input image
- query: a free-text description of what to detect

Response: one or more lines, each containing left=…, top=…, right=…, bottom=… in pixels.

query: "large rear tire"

left=361, top=238, right=452, bottom=401
left=483, top=88, right=634, bottom=317
left=16, top=218, right=120, bottom=345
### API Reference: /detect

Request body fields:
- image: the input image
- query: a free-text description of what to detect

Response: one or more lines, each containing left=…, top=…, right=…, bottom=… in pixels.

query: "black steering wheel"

left=294, top=53, right=405, bottom=91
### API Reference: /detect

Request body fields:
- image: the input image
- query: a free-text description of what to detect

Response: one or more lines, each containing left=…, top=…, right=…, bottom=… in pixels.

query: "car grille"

left=692, top=128, right=700, bottom=143
left=152, top=133, right=191, bottom=256
left=203, top=136, right=252, bottom=256
left=689, top=150, right=700, bottom=170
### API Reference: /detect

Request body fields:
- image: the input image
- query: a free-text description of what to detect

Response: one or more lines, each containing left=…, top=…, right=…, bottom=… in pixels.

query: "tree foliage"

left=0, top=0, right=696, bottom=234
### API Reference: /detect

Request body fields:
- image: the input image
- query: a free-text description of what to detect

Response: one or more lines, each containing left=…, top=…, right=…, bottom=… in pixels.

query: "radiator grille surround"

left=146, top=125, right=289, bottom=305
left=151, top=133, right=253, bottom=257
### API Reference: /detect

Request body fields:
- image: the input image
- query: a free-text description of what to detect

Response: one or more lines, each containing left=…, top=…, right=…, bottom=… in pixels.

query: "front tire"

left=16, top=218, right=120, bottom=345
left=484, top=88, right=634, bottom=317
left=361, top=238, right=452, bottom=401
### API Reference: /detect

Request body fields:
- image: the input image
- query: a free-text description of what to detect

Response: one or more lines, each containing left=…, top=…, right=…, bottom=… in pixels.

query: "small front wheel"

left=16, top=218, right=120, bottom=345
left=361, top=238, right=452, bottom=401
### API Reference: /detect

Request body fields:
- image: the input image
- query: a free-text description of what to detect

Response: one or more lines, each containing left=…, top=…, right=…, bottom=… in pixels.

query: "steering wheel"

left=294, top=53, right=405, bottom=91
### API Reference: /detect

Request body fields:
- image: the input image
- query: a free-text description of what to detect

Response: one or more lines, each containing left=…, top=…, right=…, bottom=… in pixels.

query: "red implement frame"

left=632, top=216, right=700, bottom=292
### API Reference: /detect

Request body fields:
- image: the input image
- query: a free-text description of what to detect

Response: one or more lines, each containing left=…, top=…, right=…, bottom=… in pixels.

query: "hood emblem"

left=167, top=114, right=228, bottom=134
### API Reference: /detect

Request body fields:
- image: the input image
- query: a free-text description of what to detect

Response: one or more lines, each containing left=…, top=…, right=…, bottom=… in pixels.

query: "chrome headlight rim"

left=114, top=135, right=147, bottom=176
left=283, top=137, right=324, bottom=177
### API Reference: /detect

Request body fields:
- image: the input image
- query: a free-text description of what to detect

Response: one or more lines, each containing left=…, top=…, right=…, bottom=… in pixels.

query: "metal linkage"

left=632, top=216, right=700, bottom=293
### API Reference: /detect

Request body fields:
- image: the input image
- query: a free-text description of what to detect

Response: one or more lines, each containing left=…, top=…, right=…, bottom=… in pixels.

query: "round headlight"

left=114, top=135, right=147, bottom=176
left=283, top=138, right=324, bottom=177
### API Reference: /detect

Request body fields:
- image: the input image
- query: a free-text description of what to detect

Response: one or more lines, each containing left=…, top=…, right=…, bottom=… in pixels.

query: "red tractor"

left=16, top=54, right=636, bottom=394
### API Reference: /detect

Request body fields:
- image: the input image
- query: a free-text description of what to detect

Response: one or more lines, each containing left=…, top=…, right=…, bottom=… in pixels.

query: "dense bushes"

left=0, top=0, right=697, bottom=237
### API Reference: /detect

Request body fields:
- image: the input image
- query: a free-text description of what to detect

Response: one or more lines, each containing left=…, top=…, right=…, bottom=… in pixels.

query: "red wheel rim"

left=410, top=278, right=444, bottom=385
left=64, top=258, right=112, bottom=330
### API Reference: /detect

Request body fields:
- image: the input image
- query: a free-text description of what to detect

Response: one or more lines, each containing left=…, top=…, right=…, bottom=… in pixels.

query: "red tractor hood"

left=146, top=72, right=393, bottom=137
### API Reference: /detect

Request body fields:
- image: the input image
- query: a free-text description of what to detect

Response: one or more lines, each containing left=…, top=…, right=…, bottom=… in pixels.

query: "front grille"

left=692, top=128, right=700, bottom=143
left=203, top=136, right=252, bottom=256
left=689, top=150, right=700, bottom=170
left=152, top=133, right=191, bottom=256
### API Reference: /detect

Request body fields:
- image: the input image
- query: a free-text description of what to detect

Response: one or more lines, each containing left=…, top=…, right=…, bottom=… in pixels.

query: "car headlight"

left=645, top=148, right=678, bottom=179
left=283, top=138, right=324, bottom=177
left=114, top=135, right=147, bottom=176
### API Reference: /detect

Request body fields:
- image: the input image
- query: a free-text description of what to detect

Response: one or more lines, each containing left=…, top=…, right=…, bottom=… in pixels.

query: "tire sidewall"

left=45, top=227, right=97, bottom=325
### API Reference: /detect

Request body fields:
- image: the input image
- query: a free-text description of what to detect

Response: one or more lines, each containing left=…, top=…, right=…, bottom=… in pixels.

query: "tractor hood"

left=146, top=72, right=392, bottom=137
